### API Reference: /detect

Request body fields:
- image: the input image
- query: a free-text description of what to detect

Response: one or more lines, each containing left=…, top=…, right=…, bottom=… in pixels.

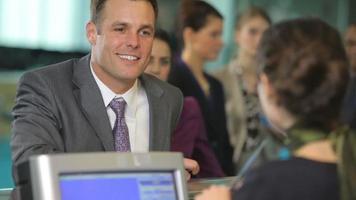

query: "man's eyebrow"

left=110, top=22, right=154, bottom=31
left=111, top=22, right=127, bottom=27
left=140, top=24, right=154, bottom=31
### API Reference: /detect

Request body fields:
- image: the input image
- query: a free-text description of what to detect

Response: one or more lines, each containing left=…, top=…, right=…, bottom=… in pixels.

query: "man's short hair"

left=90, top=0, right=158, bottom=25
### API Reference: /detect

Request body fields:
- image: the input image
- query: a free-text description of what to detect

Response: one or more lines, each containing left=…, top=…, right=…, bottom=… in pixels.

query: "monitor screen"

left=59, top=171, right=177, bottom=200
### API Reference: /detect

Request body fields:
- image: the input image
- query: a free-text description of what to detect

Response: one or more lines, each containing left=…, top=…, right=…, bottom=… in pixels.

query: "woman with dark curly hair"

left=195, top=17, right=356, bottom=200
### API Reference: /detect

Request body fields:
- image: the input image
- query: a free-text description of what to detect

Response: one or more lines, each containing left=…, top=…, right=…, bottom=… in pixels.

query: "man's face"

left=345, top=26, right=356, bottom=73
left=87, top=0, right=155, bottom=93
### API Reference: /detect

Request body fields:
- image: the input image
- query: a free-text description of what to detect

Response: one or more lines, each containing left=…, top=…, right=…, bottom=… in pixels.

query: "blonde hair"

left=235, top=6, right=271, bottom=30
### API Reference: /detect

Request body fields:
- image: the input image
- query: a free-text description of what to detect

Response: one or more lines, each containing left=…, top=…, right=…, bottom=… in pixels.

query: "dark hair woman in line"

left=168, top=0, right=234, bottom=175
left=195, top=17, right=356, bottom=200
left=145, top=29, right=225, bottom=178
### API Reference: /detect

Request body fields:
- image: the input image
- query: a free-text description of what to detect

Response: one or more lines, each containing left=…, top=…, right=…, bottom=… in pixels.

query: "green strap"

left=284, top=126, right=328, bottom=151
left=284, top=124, right=356, bottom=200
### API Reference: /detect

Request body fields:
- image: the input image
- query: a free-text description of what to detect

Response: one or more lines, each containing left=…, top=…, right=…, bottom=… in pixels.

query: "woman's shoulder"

left=254, top=157, right=337, bottom=176
left=209, top=66, right=230, bottom=79
left=232, top=157, right=339, bottom=200
left=181, top=97, right=203, bottom=118
left=204, top=72, right=224, bottom=88
left=183, top=96, right=199, bottom=108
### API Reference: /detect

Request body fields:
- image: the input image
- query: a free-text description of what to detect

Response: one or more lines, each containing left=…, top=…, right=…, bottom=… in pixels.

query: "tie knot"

left=109, top=97, right=126, bottom=116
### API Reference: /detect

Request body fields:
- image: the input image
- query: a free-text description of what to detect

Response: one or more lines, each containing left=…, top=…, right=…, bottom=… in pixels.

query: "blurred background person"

left=345, top=22, right=356, bottom=75
left=1, top=0, right=356, bottom=191
left=195, top=17, right=356, bottom=200
left=145, top=29, right=224, bottom=178
left=211, top=6, right=272, bottom=170
left=168, top=0, right=234, bottom=175
left=342, top=23, right=356, bottom=129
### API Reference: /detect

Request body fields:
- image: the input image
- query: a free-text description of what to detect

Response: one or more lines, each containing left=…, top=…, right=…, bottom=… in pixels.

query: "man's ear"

left=86, top=21, right=97, bottom=45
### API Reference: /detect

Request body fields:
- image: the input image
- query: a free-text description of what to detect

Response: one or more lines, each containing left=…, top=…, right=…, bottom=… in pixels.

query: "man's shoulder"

left=20, top=55, right=89, bottom=85
left=141, top=73, right=182, bottom=95
left=26, top=56, right=83, bottom=76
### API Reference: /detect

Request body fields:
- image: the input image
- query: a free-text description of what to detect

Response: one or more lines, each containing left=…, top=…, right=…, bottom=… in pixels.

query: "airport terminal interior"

left=1, top=0, right=356, bottom=199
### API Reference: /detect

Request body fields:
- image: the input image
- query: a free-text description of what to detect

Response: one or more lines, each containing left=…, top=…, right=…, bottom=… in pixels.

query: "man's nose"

left=125, top=32, right=139, bottom=49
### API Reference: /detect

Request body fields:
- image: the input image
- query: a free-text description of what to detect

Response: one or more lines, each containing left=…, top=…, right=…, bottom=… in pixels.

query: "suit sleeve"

left=11, top=71, right=64, bottom=167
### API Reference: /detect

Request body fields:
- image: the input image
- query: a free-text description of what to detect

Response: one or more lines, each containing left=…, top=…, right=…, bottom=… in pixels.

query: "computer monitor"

left=28, top=152, right=188, bottom=200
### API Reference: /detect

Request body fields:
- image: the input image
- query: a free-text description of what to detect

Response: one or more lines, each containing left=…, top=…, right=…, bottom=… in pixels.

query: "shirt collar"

left=90, top=64, right=138, bottom=118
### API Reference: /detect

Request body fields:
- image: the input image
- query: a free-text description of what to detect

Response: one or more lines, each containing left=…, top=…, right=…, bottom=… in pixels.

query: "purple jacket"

left=171, top=97, right=225, bottom=178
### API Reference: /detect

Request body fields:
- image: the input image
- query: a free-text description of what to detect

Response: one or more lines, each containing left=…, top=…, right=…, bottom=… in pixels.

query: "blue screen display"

left=59, top=172, right=177, bottom=200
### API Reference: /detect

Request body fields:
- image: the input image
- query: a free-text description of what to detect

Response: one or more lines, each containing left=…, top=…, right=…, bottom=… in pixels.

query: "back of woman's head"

left=258, top=18, right=349, bottom=128
left=178, top=0, right=223, bottom=36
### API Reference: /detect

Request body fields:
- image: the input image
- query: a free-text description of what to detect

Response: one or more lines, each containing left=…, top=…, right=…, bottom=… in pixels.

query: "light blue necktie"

left=109, top=97, right=131, bottom=151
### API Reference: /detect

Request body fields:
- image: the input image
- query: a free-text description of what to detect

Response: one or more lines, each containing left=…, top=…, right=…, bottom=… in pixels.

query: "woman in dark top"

left=195, top=18, right=356, bottom=200
left=168, top=0, right=234, bottom=175
left=144, top=29, right=224, bottom=178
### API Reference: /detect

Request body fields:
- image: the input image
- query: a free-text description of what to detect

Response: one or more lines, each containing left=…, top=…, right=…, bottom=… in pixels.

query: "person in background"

left=345, top=23, right=356, bottom=75
left=211, top=6, right=272, bottom=170
left=342, top=23, right=356, bottom=129
left=10, top=0, right=199, bottom=195
left=195, top=17, right=356, bottom=200
left=168, top=0, right=234, bottom=175
left=145, top=29, right=224, bottom=178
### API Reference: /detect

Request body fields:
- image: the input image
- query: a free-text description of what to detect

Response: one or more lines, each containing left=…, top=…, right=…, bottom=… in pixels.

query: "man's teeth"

left=119, top=55, right=139, bottom=61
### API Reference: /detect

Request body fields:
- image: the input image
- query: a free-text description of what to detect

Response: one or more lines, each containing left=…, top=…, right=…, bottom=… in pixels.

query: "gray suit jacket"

left=11, top=55, right=183, bottom=168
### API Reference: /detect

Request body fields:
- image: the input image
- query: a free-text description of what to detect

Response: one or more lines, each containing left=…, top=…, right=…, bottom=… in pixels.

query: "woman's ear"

left=86, top=21, right=97, bottom=45
left=259, top=73, right=275, bottom=100
left=183, top=27, right=194, bottom=47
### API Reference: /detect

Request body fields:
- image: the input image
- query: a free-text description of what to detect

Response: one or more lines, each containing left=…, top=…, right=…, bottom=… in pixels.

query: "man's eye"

left=114, top=27, right=125, bottom=32
left=140, top=30, right=153, bottom=37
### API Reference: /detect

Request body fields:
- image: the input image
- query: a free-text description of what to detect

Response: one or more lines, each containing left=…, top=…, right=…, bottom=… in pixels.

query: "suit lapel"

left=72, top=55, right=114, bottom=151
left=140, top=75, right=167, bottom=151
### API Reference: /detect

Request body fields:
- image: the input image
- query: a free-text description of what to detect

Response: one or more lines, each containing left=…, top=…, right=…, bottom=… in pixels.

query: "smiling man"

left=11, top=0, right=196, bottom=186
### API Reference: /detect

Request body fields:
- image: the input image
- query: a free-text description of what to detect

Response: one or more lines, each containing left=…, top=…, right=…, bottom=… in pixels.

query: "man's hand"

left=183, top=158, right=199, bottom=180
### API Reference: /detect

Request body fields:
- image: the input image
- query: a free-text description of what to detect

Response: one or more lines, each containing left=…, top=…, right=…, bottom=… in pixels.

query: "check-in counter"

left=0, top=188, right=12, bottom=200
left=188, top=177, right=235, bottom=200
left=0, top=177, right=236, bottom=200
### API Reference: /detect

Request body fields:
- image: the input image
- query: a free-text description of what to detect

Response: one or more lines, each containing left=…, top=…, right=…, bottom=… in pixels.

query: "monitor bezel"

left=29, top=152, right=188, bottom=200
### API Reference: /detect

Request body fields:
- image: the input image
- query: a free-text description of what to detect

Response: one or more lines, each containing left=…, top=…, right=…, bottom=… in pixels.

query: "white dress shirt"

left=90, top=65, right=150, bottom=152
